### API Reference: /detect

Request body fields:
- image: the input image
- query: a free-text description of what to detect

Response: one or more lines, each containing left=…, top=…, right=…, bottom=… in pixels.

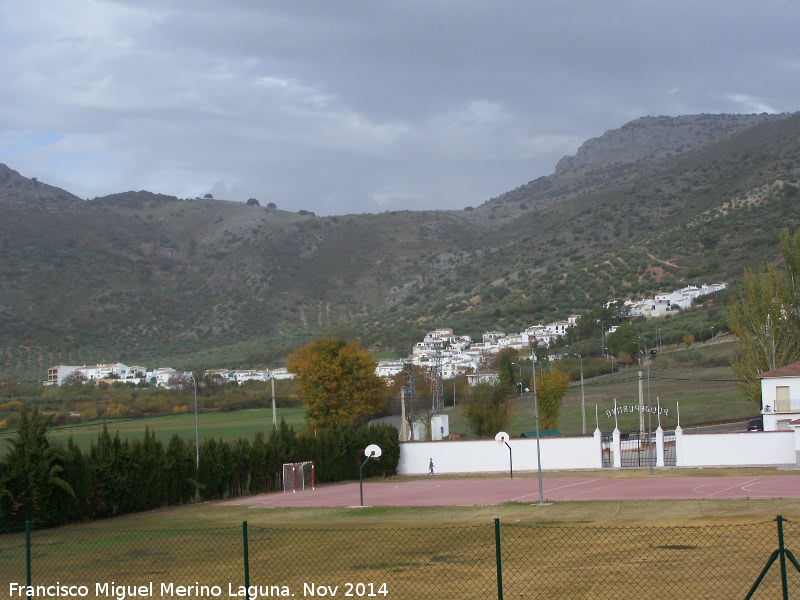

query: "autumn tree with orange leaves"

left=286, top=338, right=385, bottom=429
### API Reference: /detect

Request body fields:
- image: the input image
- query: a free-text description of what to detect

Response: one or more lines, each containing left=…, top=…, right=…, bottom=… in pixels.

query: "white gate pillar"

left=612, top=428, right=622, bottom=468
left=593, top=428, right=603, bottom=469
left=655, top=426, right=665, bottom=467
left=674, top=426, right=684, bottom=467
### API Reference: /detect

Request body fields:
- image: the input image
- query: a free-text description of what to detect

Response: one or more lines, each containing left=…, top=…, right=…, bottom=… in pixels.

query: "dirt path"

left=648, top=253, right=682, bottom=268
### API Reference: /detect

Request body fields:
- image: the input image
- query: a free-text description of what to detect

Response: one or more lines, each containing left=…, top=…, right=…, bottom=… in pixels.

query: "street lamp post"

left=512, top=362, right=523, bottom=396
left=638, top=338, right=653, bottom=477
left=531, top=350, right=544, bottom=504
left=605, top=347, right=614, bottom=373
left=599, top=321, right=605, bottom=357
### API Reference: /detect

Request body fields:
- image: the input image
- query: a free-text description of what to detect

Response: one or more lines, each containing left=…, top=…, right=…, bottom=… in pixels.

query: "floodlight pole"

left=359, top=452, right=375, bottom=507
left=189, top=373, right=199, bottom=468
left=532, top=349, right=544, bottom=504
left=579, top=355, right=585, bottom=435
left=646, top=344, right=653, bottom=477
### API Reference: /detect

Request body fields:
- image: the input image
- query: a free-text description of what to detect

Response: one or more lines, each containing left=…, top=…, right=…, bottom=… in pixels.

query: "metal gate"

left=663, top=431, right=676, bottom=466
left=601, top=432, right=613, bottom=467
left=620, top=430, right=656, bottom=467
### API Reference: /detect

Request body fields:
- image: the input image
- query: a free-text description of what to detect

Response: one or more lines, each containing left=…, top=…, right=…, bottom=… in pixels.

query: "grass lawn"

left=4, top=481, right=800, bottom=600
left=0, top=340, right=757, bottom=449
left=445, top=339, right=758, bottom=437
left=0, top=406, right=308, bottom=451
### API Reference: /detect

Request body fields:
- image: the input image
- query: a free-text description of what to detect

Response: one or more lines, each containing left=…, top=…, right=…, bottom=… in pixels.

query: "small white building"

left=232, top=369, right=268, bottom=384
left=760, top=362, right=800, bottom=431
left=45, top=365, right=81, bottom=386
left=376, top=359, right=405, bottom=378
left=482, top=331, right=505, bottom=344
left=269, top=367, right=294, bottom=380
left=76, top=363, right=131, bottom=382
left=149, top=367, right=178, bottom=387
left=466, top=370, right=500, bottom=387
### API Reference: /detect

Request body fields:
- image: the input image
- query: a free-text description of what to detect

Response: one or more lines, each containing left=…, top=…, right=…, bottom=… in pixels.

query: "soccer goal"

left=282, top=461, right=315, bottom=493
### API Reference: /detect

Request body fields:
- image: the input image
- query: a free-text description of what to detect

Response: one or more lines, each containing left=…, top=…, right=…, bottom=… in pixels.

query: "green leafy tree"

left=497, top=349, right=518, bottom=394
left=62, top=371, right=87, bottom=389
left=606, top=323, right=638, bottom=359
left=287, top=338, right=385, bottom=428
left=462, top=380, right=513, bottom=438
left=728, top=229, right=800, bottom=402
left=535, top=369, right=570, bottom=430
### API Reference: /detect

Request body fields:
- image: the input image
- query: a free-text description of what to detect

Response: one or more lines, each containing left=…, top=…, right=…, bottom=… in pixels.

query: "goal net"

left=282, top=461, right=315, bottom=493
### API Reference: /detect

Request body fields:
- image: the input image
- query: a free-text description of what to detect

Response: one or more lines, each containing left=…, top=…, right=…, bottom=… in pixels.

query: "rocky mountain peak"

left=554, top=113, right=793, bottom=176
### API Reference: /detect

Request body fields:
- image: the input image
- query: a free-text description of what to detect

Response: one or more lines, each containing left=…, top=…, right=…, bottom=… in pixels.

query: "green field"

left=1, top=340, right=757, bottom=452
left=442, top=339, right=757, bottom=437
left=0, top=406, right=307, bottom=451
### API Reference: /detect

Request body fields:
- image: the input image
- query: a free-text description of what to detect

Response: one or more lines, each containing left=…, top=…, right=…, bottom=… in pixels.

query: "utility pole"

left=400, top=386, right=409, bottom=441
left=600, top=321, right=605, bottom=357
left=638, top=370, right=645, bottom=435
left=271, top=375, right=277, bottom=429
left=403, top=361, right=415, bottom=437
left=579, top=355, right=586, bottom=435
left=430, top=343, right=443, bottom=413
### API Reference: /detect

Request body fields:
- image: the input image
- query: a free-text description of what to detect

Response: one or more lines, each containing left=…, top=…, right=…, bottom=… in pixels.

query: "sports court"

left=226, top=474, right=800, bottom=508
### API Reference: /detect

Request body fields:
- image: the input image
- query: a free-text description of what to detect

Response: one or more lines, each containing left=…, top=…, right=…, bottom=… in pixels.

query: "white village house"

left=759, top=361, right=800, bottom=431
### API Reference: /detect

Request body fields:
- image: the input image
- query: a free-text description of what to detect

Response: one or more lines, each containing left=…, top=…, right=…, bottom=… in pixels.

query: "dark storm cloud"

left=1, top=1, right=797, bottom=215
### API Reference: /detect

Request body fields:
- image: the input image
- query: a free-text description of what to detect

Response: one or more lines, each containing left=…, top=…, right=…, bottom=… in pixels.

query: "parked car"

left=747, top=417, right=764, bottom=432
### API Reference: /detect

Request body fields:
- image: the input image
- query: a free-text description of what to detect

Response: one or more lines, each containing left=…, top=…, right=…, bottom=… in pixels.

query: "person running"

left=427, top=458, right=436, bottom=477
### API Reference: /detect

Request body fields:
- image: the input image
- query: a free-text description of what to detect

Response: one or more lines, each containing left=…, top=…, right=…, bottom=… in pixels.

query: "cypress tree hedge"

left=0, top=407, right=399, bottom=528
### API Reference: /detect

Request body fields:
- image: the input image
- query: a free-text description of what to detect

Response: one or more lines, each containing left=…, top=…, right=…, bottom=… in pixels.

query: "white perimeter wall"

left=397, top=430, right=796, bottom=475
left=676, top=431, right=794, bottom=467
left=398, top=435, right=602, bottom=475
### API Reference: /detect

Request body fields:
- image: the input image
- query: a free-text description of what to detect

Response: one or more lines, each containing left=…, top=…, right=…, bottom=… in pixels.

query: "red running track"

left=224, top=475, right=800, bottom=508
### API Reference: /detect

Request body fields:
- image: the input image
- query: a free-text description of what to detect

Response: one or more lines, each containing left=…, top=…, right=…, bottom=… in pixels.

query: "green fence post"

left=26, top=521, right=31, bottom=600
left=777, top=515, right=789, bottom=600
left=494, top=518, right=503, bottom=600
left=243, top=521, right=250, bottom=600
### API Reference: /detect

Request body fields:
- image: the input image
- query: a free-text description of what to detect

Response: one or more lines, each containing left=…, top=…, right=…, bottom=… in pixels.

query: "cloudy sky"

left=1, top=1, right=798, bottom=216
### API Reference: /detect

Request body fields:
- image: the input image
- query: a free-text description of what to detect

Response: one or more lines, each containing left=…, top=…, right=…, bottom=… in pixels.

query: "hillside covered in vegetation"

left=2, top=112, right=800, bottom=383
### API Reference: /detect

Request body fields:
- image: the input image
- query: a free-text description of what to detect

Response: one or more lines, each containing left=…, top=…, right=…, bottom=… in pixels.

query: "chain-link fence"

left=3, top=517, right=800, bottom=599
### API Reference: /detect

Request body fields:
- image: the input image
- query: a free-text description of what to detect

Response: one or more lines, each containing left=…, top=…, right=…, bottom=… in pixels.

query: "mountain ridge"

left=2, top=112, right=799, bottom=383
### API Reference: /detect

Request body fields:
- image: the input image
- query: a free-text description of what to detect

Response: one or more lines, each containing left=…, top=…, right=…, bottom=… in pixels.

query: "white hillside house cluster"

left=623, top=283, right=726, bottom=318
left=377, top=282, right=726, bottom=383
left=45, top=363, right=293, bottom=387
left=46, top=284, right=726, bottom=388
left=376, top=316, right=580, bottom=383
